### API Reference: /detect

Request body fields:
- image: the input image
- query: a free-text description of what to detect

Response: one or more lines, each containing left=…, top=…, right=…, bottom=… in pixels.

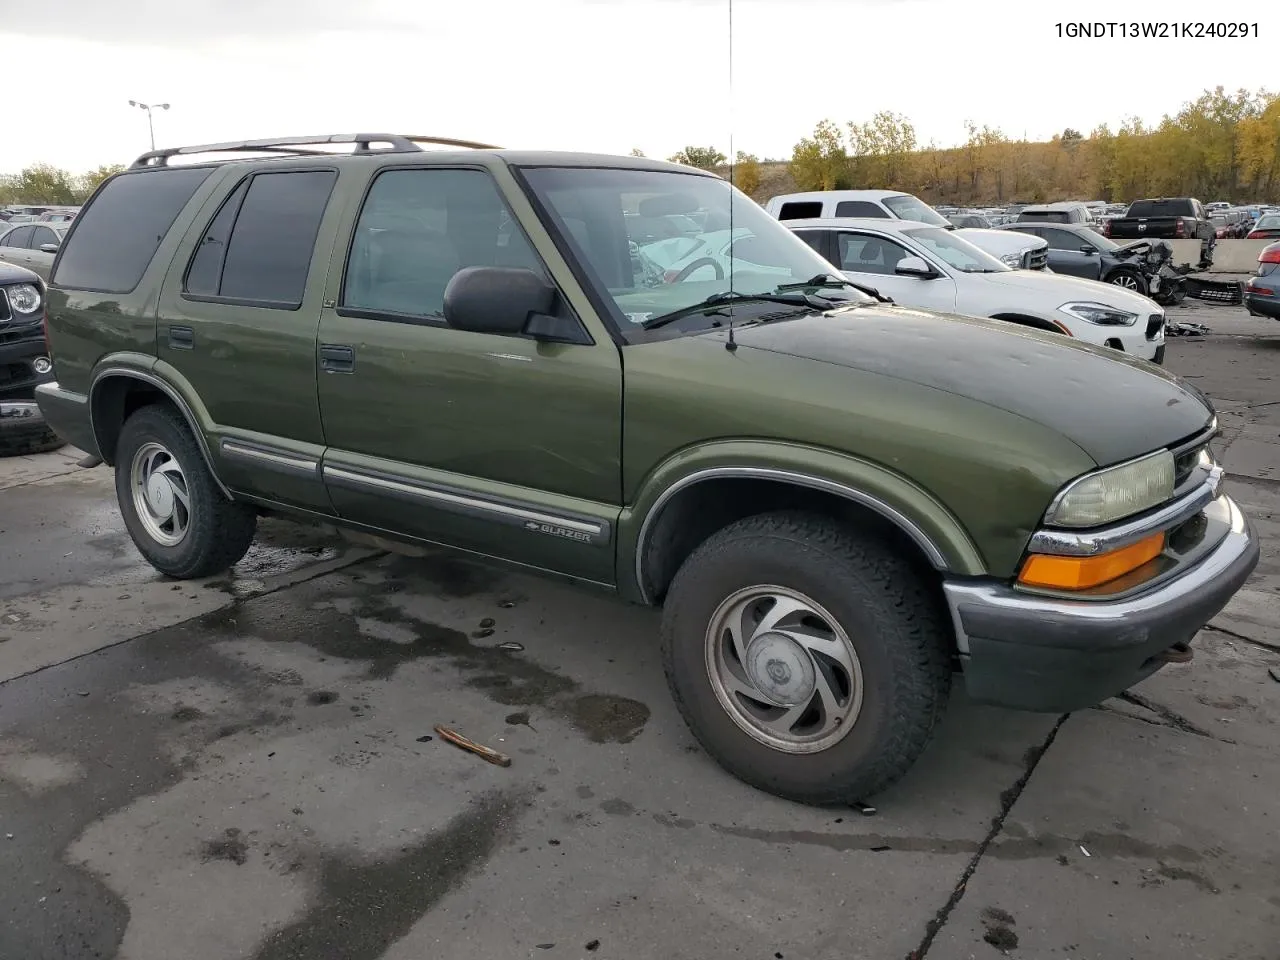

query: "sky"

left=0, top=0, right=1276, bottom=173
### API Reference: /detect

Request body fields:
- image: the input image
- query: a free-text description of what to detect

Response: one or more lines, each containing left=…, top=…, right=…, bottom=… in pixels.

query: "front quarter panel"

left=619, top=334, right=1097, bottom=595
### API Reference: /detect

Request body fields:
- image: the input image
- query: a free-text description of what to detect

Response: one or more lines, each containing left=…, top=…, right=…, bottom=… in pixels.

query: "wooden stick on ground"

left=434, top=725, right=512, bottom=768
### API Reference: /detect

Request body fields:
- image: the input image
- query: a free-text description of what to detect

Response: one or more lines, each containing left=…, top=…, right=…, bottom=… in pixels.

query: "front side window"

left=837, top=233, right=914, bottom=275
left=881, top=194, right=950, bottom=227
left=1043, top=228, right=1087, bottom=252
left=902, top=227, right=1009, bottom=273
left=341, top=167, right=545, bottom=322
left=521, top=167, right=863, bottom=339
left=32, top=226, right=58, bottom=248
left=834, top=200, right=889, bottom=218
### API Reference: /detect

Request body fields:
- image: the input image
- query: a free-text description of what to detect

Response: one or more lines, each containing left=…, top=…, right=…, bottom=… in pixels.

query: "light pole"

left=128, top=100, right=170, bottom=151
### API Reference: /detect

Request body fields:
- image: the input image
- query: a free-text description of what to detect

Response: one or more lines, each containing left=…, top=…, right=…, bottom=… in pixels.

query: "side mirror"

left=39, top=243, right=59, bottom=253
left=895, top=256, right=936, bottom=278
left=1079, top=245, right=1096, bottom=255
left=443, top=266, right=555, bottom=335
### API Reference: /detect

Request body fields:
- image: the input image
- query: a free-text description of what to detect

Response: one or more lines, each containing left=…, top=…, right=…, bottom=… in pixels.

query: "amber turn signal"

left=1018, top=532, right=1166, bottom=590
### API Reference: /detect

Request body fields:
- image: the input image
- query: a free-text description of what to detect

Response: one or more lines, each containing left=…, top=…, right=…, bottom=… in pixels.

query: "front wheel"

left=114, top=404, right=257, bottom=578
left=660, top=511, right=952, bottom=805
left=1107, top=270, right=1148, bottom=295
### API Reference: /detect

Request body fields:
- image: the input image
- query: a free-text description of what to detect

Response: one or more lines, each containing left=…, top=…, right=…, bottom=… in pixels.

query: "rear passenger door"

left=315, top=165, right=623, bottom=584
left=155, top=165, right=341, bottom=513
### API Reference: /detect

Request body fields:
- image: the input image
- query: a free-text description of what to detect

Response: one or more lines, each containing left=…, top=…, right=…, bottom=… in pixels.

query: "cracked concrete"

left=2, top=302, right=1278, bottom=960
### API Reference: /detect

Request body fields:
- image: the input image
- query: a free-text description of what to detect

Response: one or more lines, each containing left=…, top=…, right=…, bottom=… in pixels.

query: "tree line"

left=657, top=86, right=1280, bottom=206
left=0, top=164, right=126, bottom=206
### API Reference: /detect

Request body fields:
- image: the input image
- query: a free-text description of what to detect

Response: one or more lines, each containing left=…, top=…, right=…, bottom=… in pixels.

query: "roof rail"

left=129, top=133, right=502, bottom=169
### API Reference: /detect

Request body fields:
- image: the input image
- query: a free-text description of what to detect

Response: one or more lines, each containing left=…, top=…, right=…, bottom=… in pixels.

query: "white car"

left=762, top=189, right=1050, bottom=270
left=785, top=217, right=1167, bottom=362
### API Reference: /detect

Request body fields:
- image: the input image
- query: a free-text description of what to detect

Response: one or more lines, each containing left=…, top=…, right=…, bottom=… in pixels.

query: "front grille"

left=1024, top=247, right=1049, bottom=271
left=1145, top=313, right=1165, bottom=340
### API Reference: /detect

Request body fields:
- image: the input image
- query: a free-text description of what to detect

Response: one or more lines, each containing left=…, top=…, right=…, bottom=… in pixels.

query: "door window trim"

left=180, top=164, right=339, bottom=312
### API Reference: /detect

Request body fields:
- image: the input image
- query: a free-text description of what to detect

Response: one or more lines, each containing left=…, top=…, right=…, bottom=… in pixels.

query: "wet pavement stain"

left=201, top=588, right=651, bottom=745
left=200, top=827, right=249, bottom=866
left=248, top=790, right=526, bottom=960
left=600, top=798, right=635, bottom=816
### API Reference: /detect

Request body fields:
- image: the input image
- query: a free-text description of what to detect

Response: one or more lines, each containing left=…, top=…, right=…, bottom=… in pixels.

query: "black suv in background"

left=0, top=261, right=64, bottom=455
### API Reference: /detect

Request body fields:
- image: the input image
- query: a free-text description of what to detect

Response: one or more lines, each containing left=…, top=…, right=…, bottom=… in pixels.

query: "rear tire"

left=660, top=510, right=952, bottom=805
left=114, top=404, right=257, bottom=578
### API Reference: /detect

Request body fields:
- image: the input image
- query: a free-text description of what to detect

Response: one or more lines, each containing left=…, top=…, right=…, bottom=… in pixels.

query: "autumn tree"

left=847, top=111, right=917, bottom=188
left=0, top=164, right=80, bottom=204
left=668, top=146, right=726, bottom=170
left=733, top=151, right=761, bottom=197
left=789, top=120, right=848, bottom=191
left=629, top=147, right=646, bottom=157
left=75, top=164, right=125, bottom=200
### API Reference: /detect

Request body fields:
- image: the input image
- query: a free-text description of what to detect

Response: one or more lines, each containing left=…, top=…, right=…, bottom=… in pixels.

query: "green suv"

left=36, top=134, right=1259, bottom=804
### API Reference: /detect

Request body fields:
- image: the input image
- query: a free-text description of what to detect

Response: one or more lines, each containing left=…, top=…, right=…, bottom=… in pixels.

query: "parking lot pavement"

left=1, top=300, right=1277, bottom=960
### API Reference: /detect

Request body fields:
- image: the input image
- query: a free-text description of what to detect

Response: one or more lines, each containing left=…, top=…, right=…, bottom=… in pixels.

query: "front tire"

left=114, top=404, right=257, bottom=578
left=660, top=511, right=952, bottom=805
left=1107, top=270, right=1148, bottom=295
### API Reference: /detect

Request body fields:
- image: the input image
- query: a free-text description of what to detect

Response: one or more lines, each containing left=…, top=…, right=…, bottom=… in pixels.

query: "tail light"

left=1102, top=220, right=1111, bottom=237
left=1174, top=221, right=1186, bottom=238
left=1246, top=284, right=1273, bottom=296
left=1248, top=231, right=1263, bottom=239
left=1261, top=247, right=1280, bottom=265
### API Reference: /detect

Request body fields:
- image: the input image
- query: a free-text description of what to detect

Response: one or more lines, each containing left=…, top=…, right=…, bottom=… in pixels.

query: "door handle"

left=168, top=325, right=194, bottom=349
left=320, top=343, right=355, bottom=373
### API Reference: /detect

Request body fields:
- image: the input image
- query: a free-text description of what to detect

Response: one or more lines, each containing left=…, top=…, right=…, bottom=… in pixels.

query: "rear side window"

left=777, top=201, right=823, bottom=220
left=185, top=170, right=337, bottom=308
left=834, top=200, right=888, bottom=218
left=2, top=225, right=34, bottom=248
left=52, top=167, right=211, bottom=293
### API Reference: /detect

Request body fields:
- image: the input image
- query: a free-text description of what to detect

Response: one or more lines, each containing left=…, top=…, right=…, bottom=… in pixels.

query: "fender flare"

left=624, top=442, right=986, bottom=604
left=89, top=364, right=233, bottom=499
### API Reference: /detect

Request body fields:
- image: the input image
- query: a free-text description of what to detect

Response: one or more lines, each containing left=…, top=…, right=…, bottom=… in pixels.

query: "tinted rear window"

left=52, top=167, right=212, bottom=293
left=1126, top=199, right=1193, bottom=218
left=834, top=200, right=889, bottom=218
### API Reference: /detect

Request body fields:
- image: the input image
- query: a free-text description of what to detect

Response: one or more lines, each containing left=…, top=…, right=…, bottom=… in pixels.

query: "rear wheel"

left=114, top=404, right=257, bottom=578
left=660, top=510, right=952, bottom=805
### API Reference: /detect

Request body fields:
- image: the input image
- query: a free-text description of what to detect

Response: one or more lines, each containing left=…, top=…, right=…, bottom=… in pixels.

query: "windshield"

left=521, top=167, right=871, bottom=337
left=1255, top=214, right=1280, bottom=229
left=903, top=227, right=1010, bottom=273
left=882, top=194, right=950, bottom=227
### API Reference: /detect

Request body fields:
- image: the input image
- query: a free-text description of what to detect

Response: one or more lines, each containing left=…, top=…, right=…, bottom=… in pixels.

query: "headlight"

left=5, top=283, right=41, bottom=315
left=1045, top=450, right=1175, bottom=527
left=1058, top=301, right=1138, bottom=326
left=1059, top=300, right=1141, bottom=327
left=999, top=252, right=1022, bottom=268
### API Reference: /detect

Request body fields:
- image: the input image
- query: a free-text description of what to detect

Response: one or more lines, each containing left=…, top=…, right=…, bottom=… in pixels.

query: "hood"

left=957, top=228, right=1041, bottom=256
left=974, top=267, right=1161, bottom=314
left=0, top=261, right=40, bottom=285
left=724, top=305, right=1212, bottom=466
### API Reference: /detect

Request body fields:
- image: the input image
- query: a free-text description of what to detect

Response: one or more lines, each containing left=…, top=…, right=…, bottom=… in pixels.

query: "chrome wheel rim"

left=1112, top=274, right=1139, bottom=290
left=705, top=585, right=864, bottom=754
left=129, top=441, right=191, bottom=547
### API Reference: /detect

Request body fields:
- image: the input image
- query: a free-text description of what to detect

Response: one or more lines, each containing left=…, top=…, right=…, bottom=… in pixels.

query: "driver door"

left=834, top=231, right=957, bottom=312
left=1042, top=228, right=1101, bottom=279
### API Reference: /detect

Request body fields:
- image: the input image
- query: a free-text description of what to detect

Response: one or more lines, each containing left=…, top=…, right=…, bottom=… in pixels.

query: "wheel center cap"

left=145, top=475, right=174, bottom=516
left=744, top=632, right=816, bottom=707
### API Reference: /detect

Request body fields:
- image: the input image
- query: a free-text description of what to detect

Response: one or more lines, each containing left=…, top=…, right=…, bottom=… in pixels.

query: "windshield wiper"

left=640, top=290, right=829, bottom=331
left=775, top=273, right=893, bottom=303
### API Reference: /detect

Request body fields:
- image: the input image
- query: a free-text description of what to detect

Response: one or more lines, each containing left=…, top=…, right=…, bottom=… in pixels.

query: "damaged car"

left=997, top=222, right=1181, bottom=298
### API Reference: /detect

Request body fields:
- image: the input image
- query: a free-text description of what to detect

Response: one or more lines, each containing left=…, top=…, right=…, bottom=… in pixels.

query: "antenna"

left=725, top=0, right=737, bottom=352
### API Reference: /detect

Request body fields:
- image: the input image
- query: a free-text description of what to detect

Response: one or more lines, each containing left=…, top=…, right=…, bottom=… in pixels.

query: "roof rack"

left=129, top=133, right=502, bottom=169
